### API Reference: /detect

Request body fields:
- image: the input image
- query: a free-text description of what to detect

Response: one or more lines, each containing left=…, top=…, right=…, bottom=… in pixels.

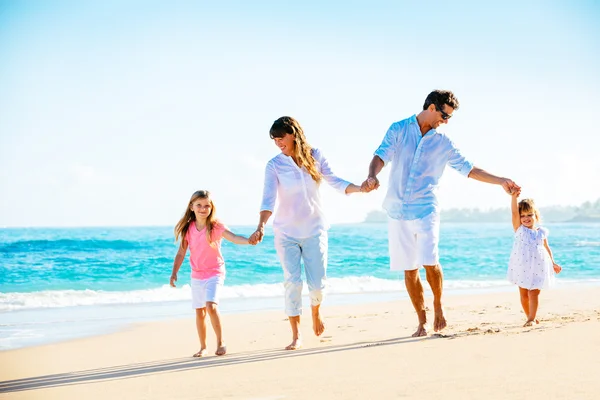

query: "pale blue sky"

left=1, top=0, right=599, bottom=227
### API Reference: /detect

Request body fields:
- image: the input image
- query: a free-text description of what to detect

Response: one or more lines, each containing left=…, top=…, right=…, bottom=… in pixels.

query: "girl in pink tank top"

left=170, top=190, right=253, bottom=357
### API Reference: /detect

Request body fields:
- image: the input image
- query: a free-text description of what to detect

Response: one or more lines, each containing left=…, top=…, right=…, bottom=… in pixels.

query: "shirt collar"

left=409, top=114, right=437, bottom=137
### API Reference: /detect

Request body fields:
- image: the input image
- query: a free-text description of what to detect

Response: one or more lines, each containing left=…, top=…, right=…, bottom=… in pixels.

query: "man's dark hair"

left=423, top=90, right=460, bottom=111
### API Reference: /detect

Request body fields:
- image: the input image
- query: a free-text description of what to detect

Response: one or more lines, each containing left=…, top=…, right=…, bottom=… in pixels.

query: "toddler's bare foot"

left=215, top=344, right=227, bottom=356
left=192, top=348, right=208, bottom=357
left=285, top=338, right=302, bottom=350
left=311, top=306, right=325, bottom=336
left=412, top=323, right=429, bottom=337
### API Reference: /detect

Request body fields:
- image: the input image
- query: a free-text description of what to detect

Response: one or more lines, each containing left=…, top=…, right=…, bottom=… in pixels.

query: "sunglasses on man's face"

left=435, top=105, right=452, bottom=120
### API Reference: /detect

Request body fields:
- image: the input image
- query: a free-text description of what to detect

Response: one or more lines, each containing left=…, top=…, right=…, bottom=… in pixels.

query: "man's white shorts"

left=191, top=276, right=224, bottom=309
left=388, top=213, right=440, bottom=271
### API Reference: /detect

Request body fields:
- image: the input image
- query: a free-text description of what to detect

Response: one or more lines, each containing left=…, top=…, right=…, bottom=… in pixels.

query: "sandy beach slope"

left=1, top=285, right=599, bottom=399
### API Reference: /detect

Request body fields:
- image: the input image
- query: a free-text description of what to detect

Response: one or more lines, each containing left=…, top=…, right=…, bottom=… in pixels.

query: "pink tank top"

left=185, top=221, right=227, bottom=280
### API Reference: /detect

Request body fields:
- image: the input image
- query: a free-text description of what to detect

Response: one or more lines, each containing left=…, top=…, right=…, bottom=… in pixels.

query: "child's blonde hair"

left=518, top=198, right=541, bottom=223
left=174, top=190, right=218, bottom=247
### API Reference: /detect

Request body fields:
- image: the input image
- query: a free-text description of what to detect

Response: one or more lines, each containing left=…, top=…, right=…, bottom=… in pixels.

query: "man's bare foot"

left=433, top=308, right=447, bottom=332
left=215, top=344, right=227, bottom=356
left=285, top=338, right=302, bottom=350
left=192, top=349, right=208, bottom=357
left=412, top=323, right=429, bottom=337
left=312, top=307, right=325, bottom=336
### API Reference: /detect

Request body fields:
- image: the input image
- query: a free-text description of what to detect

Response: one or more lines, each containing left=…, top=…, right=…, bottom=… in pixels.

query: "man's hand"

left=501, top=179, right=520, bottom=195
left=361, top=177, right=380, bottom=193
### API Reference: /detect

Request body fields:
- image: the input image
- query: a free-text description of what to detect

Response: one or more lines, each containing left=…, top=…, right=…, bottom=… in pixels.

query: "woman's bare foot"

left=524, top=320, right=534, bottom=327
left=311, top=306, right=325, bottom=336
left=285, top=338, right=302, bottom=350
left=412, top=323, right=429, bottom=337
left=192, top=349, right=208, bottom=357
left=215, top=344, right=227, bottom=356
left=433, top=307, right=447, bottom=332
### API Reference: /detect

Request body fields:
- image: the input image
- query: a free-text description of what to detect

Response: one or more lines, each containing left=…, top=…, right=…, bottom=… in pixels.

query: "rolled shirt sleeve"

left=446, top=140, right=474, bottom=177
left=374, top=122, right=402, bottom=166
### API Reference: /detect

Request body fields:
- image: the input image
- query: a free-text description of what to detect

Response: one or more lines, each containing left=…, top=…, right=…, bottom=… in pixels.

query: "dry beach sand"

left=1, top=285, right=599, bottom=399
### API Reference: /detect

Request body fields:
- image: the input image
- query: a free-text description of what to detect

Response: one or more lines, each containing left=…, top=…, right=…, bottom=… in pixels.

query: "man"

left=363, top=90, right=520, bottom=337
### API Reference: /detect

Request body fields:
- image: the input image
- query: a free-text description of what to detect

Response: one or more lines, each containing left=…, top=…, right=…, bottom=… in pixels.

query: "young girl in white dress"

left=507, top=190, right=562, bottom=327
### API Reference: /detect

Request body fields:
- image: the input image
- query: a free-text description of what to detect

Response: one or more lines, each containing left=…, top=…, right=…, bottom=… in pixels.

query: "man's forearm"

left=368, top=155, right=385, bottom=178
left=468, top=166, right=505, bottom=184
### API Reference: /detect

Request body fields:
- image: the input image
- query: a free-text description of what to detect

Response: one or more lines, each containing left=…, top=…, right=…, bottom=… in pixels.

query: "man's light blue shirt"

left=374, top=115, right=473, bottom=221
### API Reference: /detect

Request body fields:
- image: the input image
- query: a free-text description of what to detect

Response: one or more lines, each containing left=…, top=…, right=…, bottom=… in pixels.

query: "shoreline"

left=2, top=279, right=599, bottom=351
left=1, top=284, right=599, bottom=399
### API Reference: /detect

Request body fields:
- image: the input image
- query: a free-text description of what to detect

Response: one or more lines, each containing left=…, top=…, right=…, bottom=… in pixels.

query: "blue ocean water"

left=1, top=223, right=599, bottom=350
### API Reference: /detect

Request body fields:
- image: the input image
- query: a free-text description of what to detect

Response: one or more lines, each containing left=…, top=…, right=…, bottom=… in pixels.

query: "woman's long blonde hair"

left=174, top=190, right=218, bottom=246
left=270, top=116, right=321, bottom=183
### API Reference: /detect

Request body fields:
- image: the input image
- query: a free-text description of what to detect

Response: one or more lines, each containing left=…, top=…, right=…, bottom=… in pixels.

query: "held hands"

left=501, top=178, right=521, bottom=195
left=248, top=227, right=264, bottom=245
left=169, top=273, right=177, bottom=288
left=360, top=177, right=380, bottom=193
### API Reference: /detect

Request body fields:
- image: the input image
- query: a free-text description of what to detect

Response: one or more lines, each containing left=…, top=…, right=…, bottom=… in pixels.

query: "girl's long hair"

left=270, top=116, right=321, bottom=183
left=174, top=190, right=218, bottom=247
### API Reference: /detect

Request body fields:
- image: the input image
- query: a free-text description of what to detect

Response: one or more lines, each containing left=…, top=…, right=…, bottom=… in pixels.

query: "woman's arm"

left=249, top=210, right=272, bottom=244
left=345, top=183, right=364, bottom=194
left=170, top=239, right=188, bottom=287
left=511, top=190, right=521, bottom=232
left=543, top=238, right=562, bottom=273
left=223, top=229, right=251, bottom=245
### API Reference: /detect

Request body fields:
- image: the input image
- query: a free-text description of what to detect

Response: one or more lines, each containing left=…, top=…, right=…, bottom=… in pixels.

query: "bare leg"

left=405, top=269, right=428, bottom=337
left=425, top=264, right=446, bottom=332
left=518, top=287, right=530, bottom=317
left=524, top=289, right=541, bottom=327
left=286, top=315, right=302, bottom=350
left=206, top=302, right=226, bottom=356
left=311, top=304, right=325, bottom=336
left=193, top=308, right=208, bottom=357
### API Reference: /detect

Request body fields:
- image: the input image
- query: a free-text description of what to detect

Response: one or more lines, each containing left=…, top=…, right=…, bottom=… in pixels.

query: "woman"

left=249, top=116, right=366, bottom=350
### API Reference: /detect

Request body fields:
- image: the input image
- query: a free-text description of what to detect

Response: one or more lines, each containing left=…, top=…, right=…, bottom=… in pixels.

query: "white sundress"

left=507, top=225, right=555, bottom=290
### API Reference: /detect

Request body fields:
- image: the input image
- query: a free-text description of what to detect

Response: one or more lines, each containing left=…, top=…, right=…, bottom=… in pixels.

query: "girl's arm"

left=223, top=229, right=251, bottom=245
left=511, top=190, right=521, bottom=232
left=543, top=239, right=562, bottom=274
left=170, top=239, right=188, bottom=287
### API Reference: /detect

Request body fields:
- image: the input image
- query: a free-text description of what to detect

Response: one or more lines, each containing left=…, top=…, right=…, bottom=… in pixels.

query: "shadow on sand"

left=0, top=334, right=434, bottom=393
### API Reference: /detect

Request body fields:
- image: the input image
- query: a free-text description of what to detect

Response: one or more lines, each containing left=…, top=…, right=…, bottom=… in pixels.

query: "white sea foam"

left=574, top=241, right=600, bottom=247
left=1, top=277, right=597, bottom=312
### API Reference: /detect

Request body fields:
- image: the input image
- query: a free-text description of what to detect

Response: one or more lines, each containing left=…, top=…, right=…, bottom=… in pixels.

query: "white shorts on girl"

left=191, top=276, right=224, bottom=309
left=388, top=212, right=440, bottom=271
